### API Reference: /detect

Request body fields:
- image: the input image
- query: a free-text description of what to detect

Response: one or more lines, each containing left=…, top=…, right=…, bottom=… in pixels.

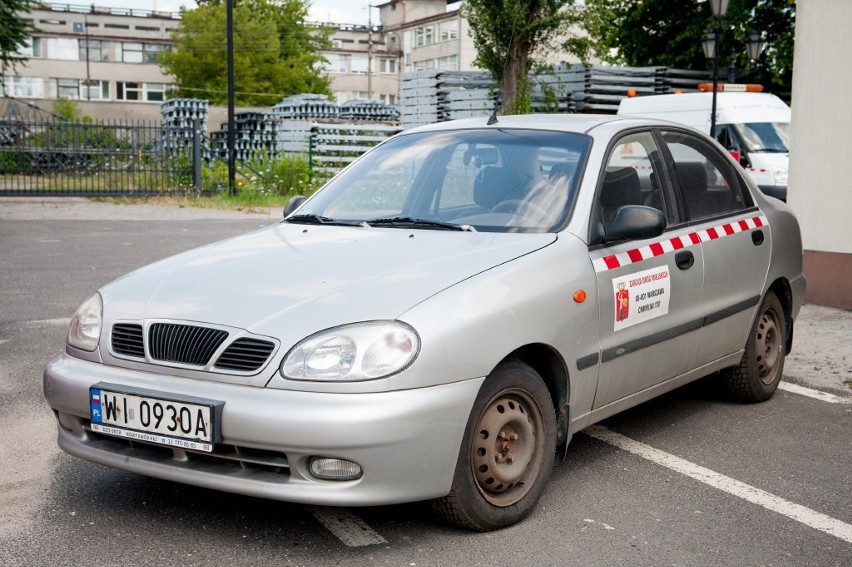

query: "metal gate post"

left=192, top=117, right=202, bottom=194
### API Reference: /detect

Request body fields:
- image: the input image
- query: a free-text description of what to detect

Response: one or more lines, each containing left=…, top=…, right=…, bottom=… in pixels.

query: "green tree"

left=160, top=0, right=331, bottom=105
left=582, top=0, right=795, bottom=94
left=0, top=0, right=34, bottom=70
left=464, top=0, right=589, bottom=115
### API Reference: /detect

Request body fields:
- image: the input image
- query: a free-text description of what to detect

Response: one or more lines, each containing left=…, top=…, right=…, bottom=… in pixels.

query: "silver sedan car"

left=44, top=114, right=805, bottom=531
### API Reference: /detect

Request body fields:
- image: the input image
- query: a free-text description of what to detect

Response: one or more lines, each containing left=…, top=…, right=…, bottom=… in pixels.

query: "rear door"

left=589, top=130, right=706, bottom=409
left=659, top=129, right=772, bottom=364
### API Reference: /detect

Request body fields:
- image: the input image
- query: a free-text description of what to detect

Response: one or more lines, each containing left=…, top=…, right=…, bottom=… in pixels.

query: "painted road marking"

left=310, top=507, right=387, bottom=547
left=778, top=382, right=848, bottom=404
left=586, top=425, right=852, bottom=545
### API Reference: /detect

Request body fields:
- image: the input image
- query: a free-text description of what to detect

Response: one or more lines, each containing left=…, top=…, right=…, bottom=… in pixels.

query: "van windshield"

left=735, top=122, right=789, bottom=153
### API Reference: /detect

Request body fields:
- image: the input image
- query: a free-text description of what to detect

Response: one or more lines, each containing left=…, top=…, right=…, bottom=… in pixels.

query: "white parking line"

left=586, top=425, right=852, bottom=544
left=778, top=382, right=848, bottom=404
left=310, top=507, right=387, bottom=547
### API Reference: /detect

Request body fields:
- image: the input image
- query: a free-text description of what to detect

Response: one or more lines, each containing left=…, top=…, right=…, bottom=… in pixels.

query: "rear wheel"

left=433, top=360, right=556, bottom=531
left=723, top=292, right=787, bottom=402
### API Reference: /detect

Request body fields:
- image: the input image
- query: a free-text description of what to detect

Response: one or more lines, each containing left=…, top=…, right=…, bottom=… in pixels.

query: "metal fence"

left=0, top=118, right=194, bottom=196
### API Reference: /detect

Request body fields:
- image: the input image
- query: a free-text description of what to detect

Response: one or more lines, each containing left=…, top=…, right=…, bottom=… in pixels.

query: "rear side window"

left=661, top=130, right=752, bottom=220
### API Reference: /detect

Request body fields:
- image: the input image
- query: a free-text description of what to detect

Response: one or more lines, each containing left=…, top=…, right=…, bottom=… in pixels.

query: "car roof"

left=404, top=113, right=665, bottom=135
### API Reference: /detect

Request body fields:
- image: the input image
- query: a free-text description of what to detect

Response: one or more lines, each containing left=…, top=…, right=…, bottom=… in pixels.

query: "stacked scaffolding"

left=210, top=112, right=275, bottom=162
left=400, top=70, right=497, bottom=128
left=271, top=94, right=339, bottom=120
left=399, top=66, right=713, bottom=128
left=160, top=98, right=208, bottom=150
left=338, top=100, right=399, bottom=122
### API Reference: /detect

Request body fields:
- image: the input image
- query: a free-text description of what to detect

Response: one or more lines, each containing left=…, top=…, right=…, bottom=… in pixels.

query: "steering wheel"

left=490, top=199, right=549, bottom=219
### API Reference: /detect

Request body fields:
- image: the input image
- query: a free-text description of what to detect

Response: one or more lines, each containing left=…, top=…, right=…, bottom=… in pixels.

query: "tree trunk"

left=501, top=38, right=531, bottom=114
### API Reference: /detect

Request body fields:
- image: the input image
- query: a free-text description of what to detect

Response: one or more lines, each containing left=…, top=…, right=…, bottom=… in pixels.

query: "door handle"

left=675, top=251, right=694, bottom=270
left=752, top=229, right=765, bottom=246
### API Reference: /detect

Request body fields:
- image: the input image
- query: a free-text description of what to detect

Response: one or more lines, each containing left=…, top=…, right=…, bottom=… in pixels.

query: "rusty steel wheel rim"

left=471, top=390, right=545, bottom=507
left=755, top=305, right=782, bottom=385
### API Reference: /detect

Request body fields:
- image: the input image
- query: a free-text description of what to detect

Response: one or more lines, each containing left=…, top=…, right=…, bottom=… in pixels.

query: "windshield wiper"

left=366, top=216, right=476, bottom=232
left=285, top=214, right=366, bottom=227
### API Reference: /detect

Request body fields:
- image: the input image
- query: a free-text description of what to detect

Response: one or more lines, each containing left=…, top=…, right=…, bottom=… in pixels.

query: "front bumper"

left=44, top=354, right=484, bottom=506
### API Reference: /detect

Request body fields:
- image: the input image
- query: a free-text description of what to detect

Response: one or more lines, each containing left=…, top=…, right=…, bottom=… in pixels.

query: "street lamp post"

left=704, top=0, right=730, bottom=139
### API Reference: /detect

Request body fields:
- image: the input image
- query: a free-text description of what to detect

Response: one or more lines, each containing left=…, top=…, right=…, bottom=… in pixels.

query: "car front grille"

left=112, top=323, right=145, bottom=358
left=215, top=338, right=277, bottom=371
left=149, top=323, right=229, bottom=366
left=110, top=321, right=277, bottom=373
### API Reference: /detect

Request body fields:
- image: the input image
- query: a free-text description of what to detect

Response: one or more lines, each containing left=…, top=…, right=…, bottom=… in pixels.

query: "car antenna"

left=487, top=99, right=499, bottom=125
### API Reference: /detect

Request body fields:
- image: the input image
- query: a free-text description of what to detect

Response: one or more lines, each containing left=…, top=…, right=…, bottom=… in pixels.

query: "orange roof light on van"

left=698, top=83, right=764, bottom=93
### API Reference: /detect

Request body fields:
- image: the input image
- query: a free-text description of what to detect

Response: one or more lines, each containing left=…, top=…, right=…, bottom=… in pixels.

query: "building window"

left=415, top=26, right=434, bottom=47
left=354, top=91, right=369, bottom=100
left=350, top=55, right=369, bottom=74
left=81, top=80, right=109, bottom=100
left=144, top=43, right=169, bottom=64
left=117, top=81, right=171, bottom=102
left=379, top=58, right=396, bottom=73
left=79, top=40, right=109, bottom=62
left=323, top=54, right=347, bottom=73
left=145, top=82, right=170, bottom=102
left=380, top=94, right=396, bottom=105
left=2, top=76, right=45, bottom=98
left=45, top=38, right=79, bottom=60
left=49, top=78, right=80, bottom=99
left=439, top=21, right=458, bottom=42
left=437, top=54, right=458, bottom=71
left=413, top=59, right=436, bottom=71
left=117, top=42, right=143, bottom=63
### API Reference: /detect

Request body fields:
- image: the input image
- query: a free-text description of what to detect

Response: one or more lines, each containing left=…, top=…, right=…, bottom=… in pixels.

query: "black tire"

left=433, top=360, right=556, bottom=531
left=723, top=292, right=787, bottom=402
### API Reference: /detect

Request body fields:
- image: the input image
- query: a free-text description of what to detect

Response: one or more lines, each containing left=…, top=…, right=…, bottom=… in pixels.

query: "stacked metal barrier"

left=210, top=112, right=275, bottom=162
left=338, top=100, right=400, bottom=122
left=400, top=66, right=712, bottom=128
left=271, top=94, right=339, bottom=120
left=160, top=98, right=208, bottom=150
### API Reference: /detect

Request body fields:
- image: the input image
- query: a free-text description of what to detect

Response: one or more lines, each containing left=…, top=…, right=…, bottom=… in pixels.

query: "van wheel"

left=433, top=360, right=556, bottom=531
left=723, top=292, right=787, bottom=402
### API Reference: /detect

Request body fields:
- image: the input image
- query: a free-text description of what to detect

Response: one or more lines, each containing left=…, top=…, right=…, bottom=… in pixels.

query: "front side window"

left=297, top=129, right=591, bottom=233
left=598, top=131, right=672, bottom=225
left=662, top=130, right=751, bottom=220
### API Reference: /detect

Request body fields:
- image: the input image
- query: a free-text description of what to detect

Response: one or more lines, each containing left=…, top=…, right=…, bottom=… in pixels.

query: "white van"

left=617, top=91, right=790, bottom=201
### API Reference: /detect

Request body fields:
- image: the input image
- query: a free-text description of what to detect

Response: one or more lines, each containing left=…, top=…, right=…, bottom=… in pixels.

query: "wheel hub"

left=471, top=394, right=539, bottom=505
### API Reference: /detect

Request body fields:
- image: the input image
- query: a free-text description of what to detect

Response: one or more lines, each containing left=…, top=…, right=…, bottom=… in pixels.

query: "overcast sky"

left=87, top=0, right=372, bottom=25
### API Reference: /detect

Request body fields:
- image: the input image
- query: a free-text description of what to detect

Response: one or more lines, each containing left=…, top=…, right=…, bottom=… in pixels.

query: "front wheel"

left=722, top=292, right=787, bottom=402
left=433, top=360, right=556, bottom=531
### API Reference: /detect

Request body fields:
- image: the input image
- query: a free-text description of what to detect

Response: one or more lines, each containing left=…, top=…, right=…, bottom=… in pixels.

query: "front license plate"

left=89, top=383, right=223, bottom=453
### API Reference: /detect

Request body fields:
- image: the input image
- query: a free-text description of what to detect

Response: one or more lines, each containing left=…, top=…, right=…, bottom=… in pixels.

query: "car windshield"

left=293, top=128, right=591, bottom=233
left=735, top=122, right=790, bottom=153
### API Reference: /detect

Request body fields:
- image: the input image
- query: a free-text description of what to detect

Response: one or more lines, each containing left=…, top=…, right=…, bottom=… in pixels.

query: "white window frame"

left=439, top=21, right=459, bottom=42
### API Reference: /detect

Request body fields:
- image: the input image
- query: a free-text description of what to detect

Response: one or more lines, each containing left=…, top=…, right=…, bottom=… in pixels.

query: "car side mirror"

left=604, top=205, right=666, bottom=241
left=283, top=195, right=307, bottom=218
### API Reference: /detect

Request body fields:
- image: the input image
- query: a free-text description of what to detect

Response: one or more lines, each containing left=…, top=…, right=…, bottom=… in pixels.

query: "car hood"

left=100, top=222, right=556, bottom=341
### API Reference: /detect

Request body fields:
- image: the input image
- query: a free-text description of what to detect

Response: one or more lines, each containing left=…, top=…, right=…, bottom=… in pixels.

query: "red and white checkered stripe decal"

left=593, top=214, right=768, bottom=272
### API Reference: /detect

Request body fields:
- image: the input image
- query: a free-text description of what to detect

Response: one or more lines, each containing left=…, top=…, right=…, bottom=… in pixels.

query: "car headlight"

left=66, top=293, right=103, bottom=352
left=281, top=321, right=420, bottom=381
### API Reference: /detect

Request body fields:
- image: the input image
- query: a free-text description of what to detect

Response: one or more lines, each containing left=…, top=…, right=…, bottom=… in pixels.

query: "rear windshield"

left=297, top=128, right=591, bottom=233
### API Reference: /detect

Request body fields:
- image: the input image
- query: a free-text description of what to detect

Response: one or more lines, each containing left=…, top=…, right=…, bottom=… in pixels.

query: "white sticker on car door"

left=612, top=265, right=671, bottom=331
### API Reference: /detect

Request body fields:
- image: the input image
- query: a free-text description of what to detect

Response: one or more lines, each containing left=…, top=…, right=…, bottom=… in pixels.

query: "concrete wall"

left=787, top=0, right=852, bottom=309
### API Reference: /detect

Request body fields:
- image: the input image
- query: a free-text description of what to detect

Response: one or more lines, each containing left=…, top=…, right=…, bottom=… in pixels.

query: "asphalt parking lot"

left=1, top=198, right=849, bottom=566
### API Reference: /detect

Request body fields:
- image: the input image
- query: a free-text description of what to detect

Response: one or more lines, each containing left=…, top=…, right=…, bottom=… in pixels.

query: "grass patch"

left=91, top=189, right=296, bottom=214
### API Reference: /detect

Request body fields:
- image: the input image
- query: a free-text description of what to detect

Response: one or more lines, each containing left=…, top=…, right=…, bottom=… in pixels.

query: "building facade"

left=3, top=3, right=179, bottom=121
left=787, top=0, right=852, bottom=310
